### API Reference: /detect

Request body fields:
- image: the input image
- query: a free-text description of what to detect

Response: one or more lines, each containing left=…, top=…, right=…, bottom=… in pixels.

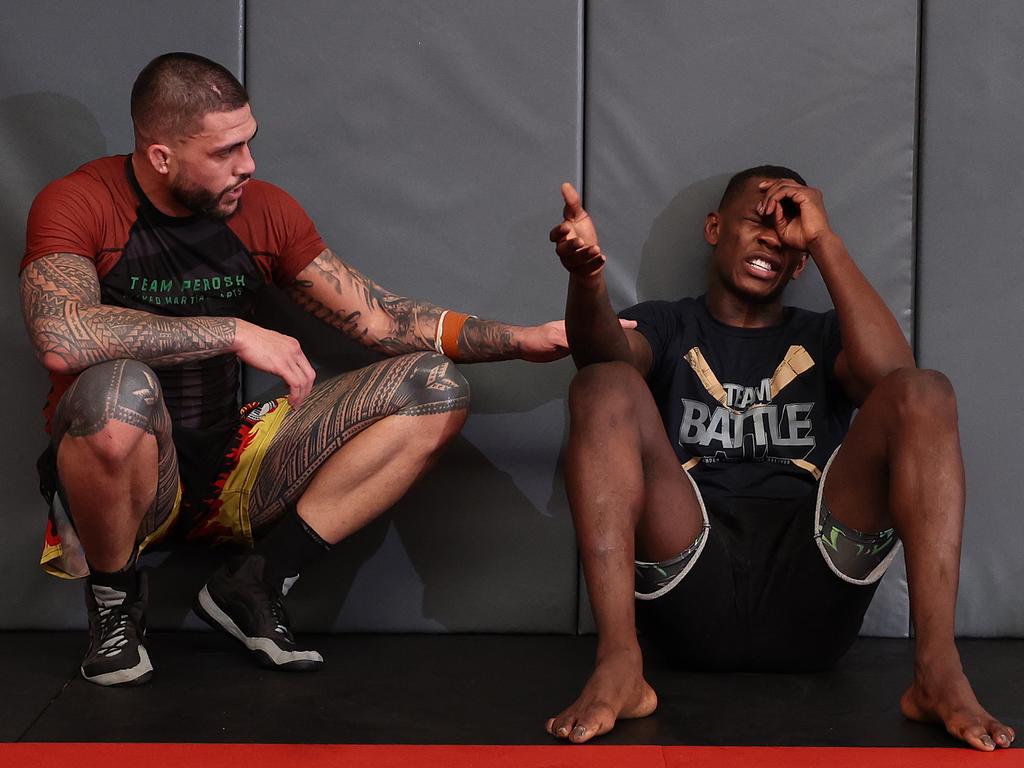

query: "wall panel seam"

left=238, top=0, right=247, bottom=84
left=910, top=0, right=924, bottom=358
left=908, top=0, right=927, bottom=639
left=574, top=0, right=586, bottom=635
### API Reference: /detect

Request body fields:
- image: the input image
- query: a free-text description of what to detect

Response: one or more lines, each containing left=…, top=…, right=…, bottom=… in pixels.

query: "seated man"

left=545, top=168, right=1014, bottom=751
left=19, top=52, right=572, bottom=687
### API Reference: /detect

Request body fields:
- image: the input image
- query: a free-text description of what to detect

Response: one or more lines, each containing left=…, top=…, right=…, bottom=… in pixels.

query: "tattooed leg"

left=249, top=352, right=469, bottom=542
left=51, top=360, right=178, bottom=572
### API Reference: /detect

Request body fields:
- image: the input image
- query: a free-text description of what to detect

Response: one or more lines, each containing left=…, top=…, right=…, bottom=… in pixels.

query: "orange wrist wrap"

left=441, top=311, right=471, bottom=360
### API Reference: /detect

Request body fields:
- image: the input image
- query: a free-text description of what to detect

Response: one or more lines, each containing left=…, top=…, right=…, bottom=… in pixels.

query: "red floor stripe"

left=2, top=743, right=1021, bottom=768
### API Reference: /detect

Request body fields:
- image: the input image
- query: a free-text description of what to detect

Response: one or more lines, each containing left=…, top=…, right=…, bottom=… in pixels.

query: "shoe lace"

left=258, top=584, right=292, bottom=639
left=94, top=601, right=132, bottom=658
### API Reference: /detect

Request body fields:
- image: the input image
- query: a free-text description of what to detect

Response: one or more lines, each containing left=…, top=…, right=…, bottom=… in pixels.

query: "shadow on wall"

left=0, top=93, right=108, bottom=248
left=143, top=288, right=578, bottom=633
left=146, top=430, right=574, bottom=634
left=0, top=94, right=109, bottom=611
left=636, top=173, right=730, bottom=303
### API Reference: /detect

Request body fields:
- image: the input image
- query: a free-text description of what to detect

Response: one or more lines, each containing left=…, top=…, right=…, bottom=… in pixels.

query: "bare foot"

left=900, top=656, right=1015, bottom=751
left=545, top=648, right=658, bottom=744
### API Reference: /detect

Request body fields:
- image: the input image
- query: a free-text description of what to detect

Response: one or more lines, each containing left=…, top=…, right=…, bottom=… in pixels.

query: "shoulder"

left=235, top=179, right=309, bottom=219
left=783, top=304, right=839, bottom=332
left=621, top=297, right=697, bottom=321
left=782, top=305, right=843, bottom=355
left=24, top=156, right=134, bottom=269
left=64, top=155, right=130, bottom=196
left=33, top=155, right=129, bottom=207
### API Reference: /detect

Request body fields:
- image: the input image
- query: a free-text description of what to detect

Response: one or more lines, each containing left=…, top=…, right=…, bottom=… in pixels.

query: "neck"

left=130, top=152, right=191, bottom=217
left=704, top=281, right=785, bottom=328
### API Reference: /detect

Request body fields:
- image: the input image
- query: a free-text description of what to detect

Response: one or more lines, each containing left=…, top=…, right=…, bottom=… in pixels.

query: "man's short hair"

left=130, top=52, right=249, bottom=142
left=718, top=165, right=808, bottom=210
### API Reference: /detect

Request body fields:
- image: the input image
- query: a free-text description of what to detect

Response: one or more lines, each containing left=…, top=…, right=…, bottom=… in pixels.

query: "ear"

left=704, top=211, right=720, bottom=246
left=145, top=143, right=173, bottom=175
left=790, top=253, right=809, bottom=280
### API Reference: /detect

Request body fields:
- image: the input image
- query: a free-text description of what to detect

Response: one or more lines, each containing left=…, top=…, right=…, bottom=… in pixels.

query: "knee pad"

left=395, top=352, right=470, bottom=416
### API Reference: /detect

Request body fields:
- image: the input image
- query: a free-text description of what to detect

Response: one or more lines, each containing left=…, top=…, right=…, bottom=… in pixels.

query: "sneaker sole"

left=81, top=645, right=154, bottom=687
left=194, top=586, right=323, bottom=671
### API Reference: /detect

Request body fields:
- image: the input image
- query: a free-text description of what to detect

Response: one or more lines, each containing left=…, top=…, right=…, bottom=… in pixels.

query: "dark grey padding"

left=916, top=2, right=1024, bottom=636
left=227, top=0, right=586, bottom=632
left=3, top=1, right=1017, bottom=640
left=0, top=1, right=243, bottom=629
left=577, top=1, right=919, bottom=636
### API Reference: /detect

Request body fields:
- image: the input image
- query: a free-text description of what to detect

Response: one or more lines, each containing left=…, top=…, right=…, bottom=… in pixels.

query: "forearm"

left=566, top=272, right=632, bottom=368
left=291, top=284, right=527, bottom=362
left=20, top=254, right=238, bottom=374
left=27, top=303, right=237, bottom=374
left=290, top=249, right=529, bottom=361
left=811, top=232, right=914, bottom=380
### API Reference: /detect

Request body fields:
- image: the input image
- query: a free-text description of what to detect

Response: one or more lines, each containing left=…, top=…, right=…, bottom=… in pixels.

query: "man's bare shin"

left=824, top=369, right=1013, bottom=750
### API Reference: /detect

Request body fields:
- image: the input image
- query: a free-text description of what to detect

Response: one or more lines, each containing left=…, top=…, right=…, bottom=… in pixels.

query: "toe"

left=992, top=723, right=1015, bottom=748
left=548, top=714, right=575, bottom=740
left=569, top=723, right=597, bottom=744
left=568, top=706, right=613, bottom=744
left=962, top=725, right=997, bottom=752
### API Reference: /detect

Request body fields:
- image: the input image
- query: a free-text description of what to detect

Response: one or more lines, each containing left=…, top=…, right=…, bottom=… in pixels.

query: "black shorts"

left=635, top=494, right=884, bottom=672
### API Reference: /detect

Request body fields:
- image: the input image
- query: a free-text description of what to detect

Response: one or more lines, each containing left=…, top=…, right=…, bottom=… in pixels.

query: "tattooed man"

left=19, top=52, right=573, bottom=686
left=544, top=171, right=1013, bottom=751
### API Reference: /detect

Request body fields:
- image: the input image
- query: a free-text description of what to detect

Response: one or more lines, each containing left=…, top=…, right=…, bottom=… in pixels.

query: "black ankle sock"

left=87, top=557, right=137, bottom=590
left=254, top=506, right=331, bottom=587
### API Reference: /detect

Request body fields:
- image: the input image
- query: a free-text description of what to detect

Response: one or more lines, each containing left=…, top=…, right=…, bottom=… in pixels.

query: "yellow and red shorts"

left=40, top=398, right=292, bottom=579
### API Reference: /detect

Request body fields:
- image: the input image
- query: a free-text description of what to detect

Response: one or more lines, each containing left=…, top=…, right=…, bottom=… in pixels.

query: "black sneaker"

left=194, top=554, right=323, bottom=671
left=81, top=571, right=153, bottom=686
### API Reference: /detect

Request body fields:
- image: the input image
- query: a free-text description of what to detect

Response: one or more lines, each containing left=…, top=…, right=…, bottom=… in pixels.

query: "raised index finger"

left=561, top=181, right=584, bottom=219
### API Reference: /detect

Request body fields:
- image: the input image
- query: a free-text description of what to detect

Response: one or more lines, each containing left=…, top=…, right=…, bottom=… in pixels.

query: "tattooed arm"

left=20, top=253, right=316, bottom=405
left=287, top=248, right=570, bottom=362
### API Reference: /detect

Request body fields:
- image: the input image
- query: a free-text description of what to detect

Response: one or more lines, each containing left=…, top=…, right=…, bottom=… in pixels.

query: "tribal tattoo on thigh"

left=62, top=360, right=162, bottom=437
left=248, top=352, right=469, bottom=528
left=52, top=360, right=179, bottom=538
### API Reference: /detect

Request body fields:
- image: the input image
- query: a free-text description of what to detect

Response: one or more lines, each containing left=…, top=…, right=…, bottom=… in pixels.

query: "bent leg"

left=50, top=360, right=177, bottom=686
left=248, top=351, right=469, bottom=541
left=194, top=352, right=469, bottom=670
left=547, top=361, right=705, bottom=744
left=52, top=359, right=177, bottom=572
left=823, top=368, right=1013, bottom=751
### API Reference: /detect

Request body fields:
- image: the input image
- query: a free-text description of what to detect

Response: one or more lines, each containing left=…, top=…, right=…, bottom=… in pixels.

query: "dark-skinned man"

left=545, top=166, right=1013, bottom=752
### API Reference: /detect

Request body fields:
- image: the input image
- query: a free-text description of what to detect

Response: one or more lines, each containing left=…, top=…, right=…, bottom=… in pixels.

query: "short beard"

left=169, top=176, right=244, bottom=219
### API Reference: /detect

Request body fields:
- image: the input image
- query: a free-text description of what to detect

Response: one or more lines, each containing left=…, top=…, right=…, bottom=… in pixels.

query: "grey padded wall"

left=578, top=1, right=918, bottom=636
left=3, top=2, right=1018, bottom=638
left=0, top=2, right=243, bottom=629
left=239, top=0, right=585, bottom=632
left=916, top=1, right=1024, bottom=636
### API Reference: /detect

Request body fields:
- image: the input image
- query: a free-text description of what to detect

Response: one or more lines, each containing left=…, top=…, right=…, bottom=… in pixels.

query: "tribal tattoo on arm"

left=287, top=249, right=523, bottom=361
left=20, top=253, right=238, bottom=373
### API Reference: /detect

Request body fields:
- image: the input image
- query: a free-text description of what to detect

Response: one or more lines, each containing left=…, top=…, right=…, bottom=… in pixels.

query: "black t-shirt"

left=620, top=296, right=854, bottom=499
left=22, top=154, right=326, bottom=433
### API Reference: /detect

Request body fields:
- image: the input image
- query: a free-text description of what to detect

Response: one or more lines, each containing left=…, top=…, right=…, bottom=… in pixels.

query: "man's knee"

left=395, top=352, right=471, bottom=419
left=569, top=361, right=646, bottom=420
left=874, top=367, right=958, bottom=426
left=58, top=360, right=164, bottom=454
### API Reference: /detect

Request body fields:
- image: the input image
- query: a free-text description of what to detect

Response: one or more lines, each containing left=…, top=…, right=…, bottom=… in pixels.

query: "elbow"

left=39, top=350, right=77, bottom=376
